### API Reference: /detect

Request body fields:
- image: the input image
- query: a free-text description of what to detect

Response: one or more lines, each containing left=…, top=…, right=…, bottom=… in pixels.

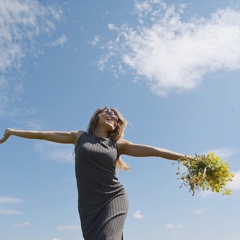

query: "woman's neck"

left=93, top=127, right=109, bottom=138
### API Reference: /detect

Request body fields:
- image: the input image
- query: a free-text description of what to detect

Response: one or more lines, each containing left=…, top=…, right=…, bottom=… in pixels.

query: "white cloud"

left=200, top=188, right=218, bottom=198
left=56, top=225, right=81, bottom=231
left=165, top=223, right=174, bottom=229
left=0, top=196, right=23, bottom=215
left=135, top=0, right=152, bottom=14
left=192, top=208, right=207, bottom=215
left=165, top=223, right=183, bottom=230
left=99, top=1, right=240, bottom=96
left=133, top=210, right=144, bottom=219
left=203, top=148, right=238, bottom=159
left=227, top=170, right=240, bottom=190
left=0, top=78, right=9, bottom=106
left=24, top=119, right=44, bottom=130
left=0, top=196, right=23, bottom=204
left=13, top=221, right=31, bottom=228
left=0, top=0, right=62, bottom=118
left=0, top=207, right=22, bottom=215
left=108, top=24, right=118, bottom=31
left=35, top=142, right=74, bottom=163
left=89, top=35, right=102, bottom=46
left=165, top=223, right=183, bottom=234
left=0, top=0, right=62, bottom=72
left=0, top=77, right=24, bottom=118
left=50, top=34, right=67, bottom=46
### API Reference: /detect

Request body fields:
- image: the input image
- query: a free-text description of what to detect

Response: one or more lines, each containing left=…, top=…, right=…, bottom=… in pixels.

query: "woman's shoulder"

left=116, top=138, right=131, bottom=154
left=117, top=138, right=130, bottom=145
left=72, top=130, right=86, bottom=145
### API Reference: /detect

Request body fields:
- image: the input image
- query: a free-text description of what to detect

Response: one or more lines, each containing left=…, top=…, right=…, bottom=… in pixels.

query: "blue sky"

left=0, top=0, right=240, bottom=239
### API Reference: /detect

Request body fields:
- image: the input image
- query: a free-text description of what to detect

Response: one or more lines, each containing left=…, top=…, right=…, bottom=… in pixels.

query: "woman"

left=0, top=107, right=187, bottom=240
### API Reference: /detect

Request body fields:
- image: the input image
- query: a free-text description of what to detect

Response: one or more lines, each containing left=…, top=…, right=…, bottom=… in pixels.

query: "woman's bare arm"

left=0, top=128, right=82, bottom=145
left=117, top=139, right=185, bottom=161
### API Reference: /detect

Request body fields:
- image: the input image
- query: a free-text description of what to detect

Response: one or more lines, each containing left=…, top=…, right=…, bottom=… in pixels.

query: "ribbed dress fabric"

left=75, top=132, right=128, bottom=240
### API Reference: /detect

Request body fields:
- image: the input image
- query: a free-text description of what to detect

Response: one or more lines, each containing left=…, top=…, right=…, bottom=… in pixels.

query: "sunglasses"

left=103, top=108, right=119, bottom=122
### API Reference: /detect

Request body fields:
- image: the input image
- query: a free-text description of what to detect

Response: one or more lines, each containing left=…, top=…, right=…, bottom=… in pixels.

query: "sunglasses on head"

left=103, top=108, right=119, bottom=122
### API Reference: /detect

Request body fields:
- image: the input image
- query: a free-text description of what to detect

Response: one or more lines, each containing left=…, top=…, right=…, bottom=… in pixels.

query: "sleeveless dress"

left=75, top=132, right=128, bottom=240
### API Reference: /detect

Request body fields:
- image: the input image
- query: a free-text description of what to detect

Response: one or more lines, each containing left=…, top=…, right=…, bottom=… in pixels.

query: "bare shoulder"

left=71, top=130, right=84, bottom=145
left=116, top=139, right=132, bottom=155
left=117, top=138, right=130, bottom=145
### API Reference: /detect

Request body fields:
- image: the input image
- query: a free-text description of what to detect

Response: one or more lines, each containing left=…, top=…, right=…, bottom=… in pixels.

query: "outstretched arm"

left=117, top=139, right=185, bottom=161
left=0, top=128, right=81, bottom=145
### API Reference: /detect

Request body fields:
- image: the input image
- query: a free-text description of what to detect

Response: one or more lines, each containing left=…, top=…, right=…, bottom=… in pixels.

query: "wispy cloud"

left=89, top=35, right=102, bottom=46
left=165, top=223, right=175, bottom=229
left=133, top=210, right=145, bottom=219
left=13, top=221, right=31, bottom=228
left=0, top=77, right=9, bottom=116
left=0, top=196, right=23, bottom=215
left=56, top=225, right=81, bottom=231
left=50, top=34, right=67, bottom=47
left=192, top=208, right=207, bottom=215
left=23, top=119, right=45, bottom=130
left=35, top=142, right=74, bottom=163
left=0, top=0, right=62, bottom=72
left=0, top=196, right=23, bottom=204
left=0, top=76, right=24, bottom=118
left=99, top=0, right=240, bottom=96
left=0, top=207, right=22, bottom=215
left=203, top=148, right=238, bottom=159
left=0, top=0, right=62, bottom=118
left=165, top=223, right=183, bottom=230
left=227, top=170, right=240, bottom=190
left=108, top=23, right=118, bottom=31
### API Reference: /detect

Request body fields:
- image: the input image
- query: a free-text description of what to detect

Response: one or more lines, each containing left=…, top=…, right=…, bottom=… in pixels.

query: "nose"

left=107, top=114, right=117, bottom=121
left=111, top=116, right=117, bottom=121
left=104, top=108, right=118, bottom=122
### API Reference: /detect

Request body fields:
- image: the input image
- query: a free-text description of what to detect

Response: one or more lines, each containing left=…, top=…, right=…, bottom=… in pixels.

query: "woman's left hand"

left=0, top=128, right=12, bottom=144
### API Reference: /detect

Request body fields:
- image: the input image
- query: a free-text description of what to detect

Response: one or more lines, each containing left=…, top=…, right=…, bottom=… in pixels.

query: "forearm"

left=119, top=140, right=185, bottom=161
left=132, top=145, right=184, bottom=160
left=9, top=129, right=44, bottom=139
left=4, top=129, right=77, bottom=144
left=154, top=147, right=184, bottom=160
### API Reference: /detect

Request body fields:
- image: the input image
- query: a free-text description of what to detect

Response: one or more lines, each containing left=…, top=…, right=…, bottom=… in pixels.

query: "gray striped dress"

left=75, top=132, right=128, bottom=240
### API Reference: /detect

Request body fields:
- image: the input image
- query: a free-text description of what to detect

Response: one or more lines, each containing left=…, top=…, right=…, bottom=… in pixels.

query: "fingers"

left=0, top=136, right=8, bottom=144
left=0, top=138, right=6, bottom=144
left=0, top=128, right=11, bottom=144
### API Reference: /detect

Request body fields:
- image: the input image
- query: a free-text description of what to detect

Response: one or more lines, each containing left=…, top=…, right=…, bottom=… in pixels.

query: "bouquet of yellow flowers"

left=175, top=152, right=234, bottom=196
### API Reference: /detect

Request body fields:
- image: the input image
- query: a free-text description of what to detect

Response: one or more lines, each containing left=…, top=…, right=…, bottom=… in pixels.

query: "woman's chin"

left=105, top=123, right=115, bottom=132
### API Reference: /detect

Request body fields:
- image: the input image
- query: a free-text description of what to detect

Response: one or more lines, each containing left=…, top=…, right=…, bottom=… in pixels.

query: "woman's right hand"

left=0, top=128, right=12, bottom=144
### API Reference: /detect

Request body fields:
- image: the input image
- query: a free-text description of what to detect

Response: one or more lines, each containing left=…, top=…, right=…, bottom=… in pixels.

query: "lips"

left=106, top=118, right=115, bottom=125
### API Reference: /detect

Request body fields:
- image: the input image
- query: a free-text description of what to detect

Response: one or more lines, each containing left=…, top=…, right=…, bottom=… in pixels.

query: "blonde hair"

left=87, top=107, right=130, bottom=171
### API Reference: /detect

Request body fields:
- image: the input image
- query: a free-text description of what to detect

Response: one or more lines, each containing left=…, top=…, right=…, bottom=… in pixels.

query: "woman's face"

left=98, top=108, right=118, bottom=131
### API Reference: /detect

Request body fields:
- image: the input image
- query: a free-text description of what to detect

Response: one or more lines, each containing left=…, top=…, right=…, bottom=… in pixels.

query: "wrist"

left=6, top=128, right=15, bottom=136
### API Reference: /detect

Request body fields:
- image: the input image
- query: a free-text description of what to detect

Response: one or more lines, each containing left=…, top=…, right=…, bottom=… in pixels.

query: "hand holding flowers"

left=174, top=152, right=234, bottom=196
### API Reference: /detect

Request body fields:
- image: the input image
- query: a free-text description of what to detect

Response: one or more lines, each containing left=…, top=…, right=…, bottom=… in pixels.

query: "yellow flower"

left=175, top=153, right=234, bottom=196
